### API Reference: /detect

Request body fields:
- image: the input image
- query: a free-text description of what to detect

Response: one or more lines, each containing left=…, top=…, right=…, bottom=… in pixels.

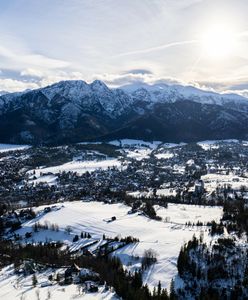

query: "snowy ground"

left=201, top=173, right=248, bottom=192
left=111, top=139, right=161, bottom=161
left=108, top=139, right=185, bottom=149
left=28, top=174, right=58, bottom=186
left=197, top=139, right=244, bottom=150
left=14, top=201, right=222, bottom=290
left=125, top=148, right=152, bottom=161
left=108, top=139, right=162, bottom=149
left=127, top=188, right=176, bottom=198
left=27, top=159, right=124, bottom=178
left=156, top=188, right=177, bottom=197
left=0, top=265, right=117, bottom=300
left=155, top=152, right=174, bottom=160
left=155, top=203, right=222, bottom=224
left=109, top=139, right=180, bottom=161
left=0, top=143, right=30, bottom=153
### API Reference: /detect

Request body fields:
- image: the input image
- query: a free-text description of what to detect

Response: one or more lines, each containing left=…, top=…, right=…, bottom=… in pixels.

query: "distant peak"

left=92, top=79, right=103, bottom=84
left=52, top=79, right=88, bottom=87
left=90, top=80, right=109, bottom=92
left=91, top=80, right=107, bottom=87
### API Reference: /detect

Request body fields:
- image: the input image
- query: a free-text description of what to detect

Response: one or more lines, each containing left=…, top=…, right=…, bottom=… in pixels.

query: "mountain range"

left=1, top=80, right=248, bottom=145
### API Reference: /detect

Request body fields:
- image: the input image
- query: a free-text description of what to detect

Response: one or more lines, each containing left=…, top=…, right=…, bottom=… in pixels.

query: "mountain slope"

left=103, top=100, right=248, bottom=142
left=123, top=82, right=248, bottom=112
left=1, top=80, right=248, bottom=144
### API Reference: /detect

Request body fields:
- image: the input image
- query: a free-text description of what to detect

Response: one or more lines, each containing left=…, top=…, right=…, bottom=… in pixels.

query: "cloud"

left=93, top=71, right=184, bottom=88
left=0, top=68, right=86, bottom=93
left=122, top=69, right=153, bottom=75
left=114, top=40, right=198, bottom=57
left=20, top=68, right=45, bottom=79
left=0, top=78, right=38, bottom=93
left=166, top=0, right=203, bottom=9
left=228, top=82, right=248, bottom=91
left=0, top=43, right=70, bottom=71
left=222, top=89, right=248, bottom=98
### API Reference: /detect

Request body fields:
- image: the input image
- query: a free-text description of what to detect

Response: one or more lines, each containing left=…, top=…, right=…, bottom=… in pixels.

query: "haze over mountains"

left=1, top=80, right=248, bottom=145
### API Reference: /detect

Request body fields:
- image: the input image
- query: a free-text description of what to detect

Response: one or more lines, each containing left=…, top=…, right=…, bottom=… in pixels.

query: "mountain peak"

left=41, top=80, right=90, bottom=101
left=90, top=80, right=109, bottom=91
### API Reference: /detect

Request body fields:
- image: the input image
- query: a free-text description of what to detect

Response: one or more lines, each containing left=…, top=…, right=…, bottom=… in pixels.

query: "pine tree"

left=169, top=279, right=177, bottom=300
left=157, top=280, right=162, bottom=296
left=32, top=274, right=38, bottom=287
left=161, top=288, right=169, bottom=300
left=177, top=246, right=187, bottom=276
left=243, top=264, right=248, bottom=287
left=132, top=270, right=142, bottom=289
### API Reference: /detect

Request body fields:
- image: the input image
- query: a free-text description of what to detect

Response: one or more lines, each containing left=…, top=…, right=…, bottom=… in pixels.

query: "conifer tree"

left=169, top=279, right=177, bottom=300
left=32, top=274, right=38, bottom=287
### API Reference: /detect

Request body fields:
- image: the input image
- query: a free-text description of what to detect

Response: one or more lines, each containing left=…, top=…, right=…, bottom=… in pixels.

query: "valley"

left=0, top=139, right=247, bottom=299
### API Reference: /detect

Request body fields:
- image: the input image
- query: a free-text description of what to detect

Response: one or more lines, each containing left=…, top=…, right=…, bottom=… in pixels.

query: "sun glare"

left=201, top=24, right=237, bottom=59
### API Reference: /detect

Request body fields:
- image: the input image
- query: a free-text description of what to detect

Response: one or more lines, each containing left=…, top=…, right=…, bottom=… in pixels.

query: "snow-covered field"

left=197, top=139, right=244, bottom=150
left=0, top=143, right=30, bottom=153
left=201, top=173, right=248, bottom=192
left=155, top=152, right=174, bottom=160
left=108, top=139, right=162, bottom=148
left=28, top=159, right=123, bottom=178
left=156, top=188, right=177, bottom=197
left=109, top=139, right=181, bottom=161
left=108, top=139, right=185, bottom=149
left=0, top=265, right=117, bottom=300
left=15, top=201, right=222, bottom=290
left=127, top=188, right=176, bottom=198
left=110, top=139, right=161, bottom=161
left=155, top=203, right=221, bottom=224
left=125, top=148, right=152, bottom=160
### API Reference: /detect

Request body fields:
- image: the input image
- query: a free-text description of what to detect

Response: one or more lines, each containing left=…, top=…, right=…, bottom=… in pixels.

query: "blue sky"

left=1, top=0, right=248, bottom=95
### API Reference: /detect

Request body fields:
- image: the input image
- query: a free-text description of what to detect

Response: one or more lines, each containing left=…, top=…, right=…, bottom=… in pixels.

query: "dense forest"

left=176, top=198, right=248, bottom=300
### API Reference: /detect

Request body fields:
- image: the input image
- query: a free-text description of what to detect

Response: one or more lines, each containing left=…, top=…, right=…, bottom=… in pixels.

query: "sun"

left=201, top=24, right=237, bottom=59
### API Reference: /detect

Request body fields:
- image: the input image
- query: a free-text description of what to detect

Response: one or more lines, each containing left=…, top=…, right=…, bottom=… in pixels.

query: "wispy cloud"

left=114, top=40, right=198, bottom=57
left=93, top=71, right=185, bottom=88
left=1, top=0, right=248, bottom=95
left=0, top=45, right=70, bottom=70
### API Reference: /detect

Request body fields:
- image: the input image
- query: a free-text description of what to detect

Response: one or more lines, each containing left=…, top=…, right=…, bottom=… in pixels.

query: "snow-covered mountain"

left=1, top=80, right=248, bottom=144
left=40, top=80, right=133, bottom=117
left=0, top=80, right=133, bottom=118
left=123, top=82, right=248, bottom=112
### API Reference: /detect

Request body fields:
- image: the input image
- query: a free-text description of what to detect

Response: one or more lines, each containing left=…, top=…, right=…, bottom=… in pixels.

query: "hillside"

left=1, top=80, right=248, bottom=145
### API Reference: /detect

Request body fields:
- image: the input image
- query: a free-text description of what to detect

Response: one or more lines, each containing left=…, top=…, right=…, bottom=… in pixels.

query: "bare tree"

left=65, top=225, right=72, bottom=235
left=142, top=248, right=158, bottom=270
left=46, top=290, right=51, bottom=300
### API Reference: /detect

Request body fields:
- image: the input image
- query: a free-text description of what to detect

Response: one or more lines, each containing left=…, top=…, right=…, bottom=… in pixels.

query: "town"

left=1, top=140, right=248, bottom=211
left=0, top=139, right=248, bottom=299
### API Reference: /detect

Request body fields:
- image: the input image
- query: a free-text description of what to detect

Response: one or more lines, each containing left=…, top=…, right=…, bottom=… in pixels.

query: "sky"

left=1, top=0, right=248, bottom=96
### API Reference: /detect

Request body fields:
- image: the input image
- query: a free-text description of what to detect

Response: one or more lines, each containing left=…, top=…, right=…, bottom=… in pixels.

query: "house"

left=194, top=180, right=204, bottom=194
left=64, top=263, right=81, bottom=283
left=79, top=268, right=99, bottom=282
left=64, top=263, right=81, bottom=278
left=84, top=281, right=99, bottom=293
